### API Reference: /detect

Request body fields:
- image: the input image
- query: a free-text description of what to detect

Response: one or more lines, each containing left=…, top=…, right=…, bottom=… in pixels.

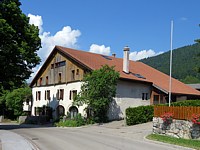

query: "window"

left=60, top=89, right=64, bottom=100
left=131, top=73, right=146, bottom=79
left=38, top=91, right=41, bottom=100
left=69, top=106, right=78, bottom=119
left=142, top=93, right=148, bottom=100
left=71, top=70, right=75, bottom=81
left=45, top=90, right=50, bottom=100
left=57, top=89, right=64, bottom=100
left=26, top=99, right=29, bottom=105
left=36, top=91, right=41, bottom=101
left=145, top=93, right=148, bottom=100
left=57, top=61, right=66, bottom=67
left=58, top=73, right=62, bottom=83
left=46, top=76, right=48, bottom=85
left=57, top=105, right=65, bottom=117
left=39, top=77, right=42, bottom=86
left=76, top=69, right=79, bottom=75
left=57, top=89, right=59, bottom=100
left=34, top=107, right=37, bottom=116
left=69, top=90, right=77, bottom=100
left=51, top=64, right=54, bottom=69
left=51, top=61, right=66, bottom=69
left=101, top=55, right=112, bottom=60
left=153, top=95, right=159, bottom=104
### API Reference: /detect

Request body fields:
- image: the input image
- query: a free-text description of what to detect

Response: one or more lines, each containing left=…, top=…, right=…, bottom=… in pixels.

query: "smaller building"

left=187, top=84, right=200, bottom=91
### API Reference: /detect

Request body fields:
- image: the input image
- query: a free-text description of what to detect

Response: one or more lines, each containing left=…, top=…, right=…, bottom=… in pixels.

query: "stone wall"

left=153, top=117, right=200, bottom=139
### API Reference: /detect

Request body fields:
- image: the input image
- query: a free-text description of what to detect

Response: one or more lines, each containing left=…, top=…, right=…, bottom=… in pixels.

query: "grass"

left=146, top=134, right=200, bottom=150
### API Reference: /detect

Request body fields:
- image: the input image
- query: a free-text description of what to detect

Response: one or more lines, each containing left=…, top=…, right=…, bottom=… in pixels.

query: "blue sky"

left=19, top=0, right=200, bottom=79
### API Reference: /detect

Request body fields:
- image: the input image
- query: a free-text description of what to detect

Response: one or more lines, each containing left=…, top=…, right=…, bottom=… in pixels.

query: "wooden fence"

left=154, top=106, right=200, bottom=120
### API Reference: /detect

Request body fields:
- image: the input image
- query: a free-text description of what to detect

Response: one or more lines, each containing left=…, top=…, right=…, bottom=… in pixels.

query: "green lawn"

left=146, top=134, right=200, bottom=150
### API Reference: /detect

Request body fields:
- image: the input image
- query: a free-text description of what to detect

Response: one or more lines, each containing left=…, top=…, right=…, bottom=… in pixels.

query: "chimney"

left=123, top=46, right=130, bottom=73
left=112, top=53, right=116, bottom=57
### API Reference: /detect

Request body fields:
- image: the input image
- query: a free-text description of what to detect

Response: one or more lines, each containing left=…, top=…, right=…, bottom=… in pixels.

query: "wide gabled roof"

left=31, top=46, right=200, bottom=96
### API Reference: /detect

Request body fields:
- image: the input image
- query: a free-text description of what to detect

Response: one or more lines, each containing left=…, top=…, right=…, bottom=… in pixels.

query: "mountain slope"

left=140, top=43, right=200, bottom=83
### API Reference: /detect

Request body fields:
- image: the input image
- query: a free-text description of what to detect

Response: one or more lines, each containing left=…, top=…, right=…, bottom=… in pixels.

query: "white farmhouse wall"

left=108, top=80, right=151, bottom=120
left=31, top=82, right=86, bottom=118
left=32, top=80, right=152, bottom=120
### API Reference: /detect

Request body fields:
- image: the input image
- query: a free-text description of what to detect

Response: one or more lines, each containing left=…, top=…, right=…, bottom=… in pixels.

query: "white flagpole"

left=169, top=20, right=173, bottom=107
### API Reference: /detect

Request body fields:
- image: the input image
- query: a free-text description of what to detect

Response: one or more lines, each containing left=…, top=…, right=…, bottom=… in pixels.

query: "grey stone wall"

left=153, top=117, right=200, bottom=139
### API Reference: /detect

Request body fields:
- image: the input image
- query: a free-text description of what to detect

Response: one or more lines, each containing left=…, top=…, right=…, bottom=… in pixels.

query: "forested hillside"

left=140, top=43, right=200, bottom=84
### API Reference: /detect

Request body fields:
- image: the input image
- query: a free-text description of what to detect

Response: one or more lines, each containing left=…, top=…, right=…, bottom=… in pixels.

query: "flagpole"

left=169, top=20, right=173, bottom=107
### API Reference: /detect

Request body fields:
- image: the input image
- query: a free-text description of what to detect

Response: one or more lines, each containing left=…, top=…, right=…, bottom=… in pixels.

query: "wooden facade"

left=33, top=51, right=85, bottom=87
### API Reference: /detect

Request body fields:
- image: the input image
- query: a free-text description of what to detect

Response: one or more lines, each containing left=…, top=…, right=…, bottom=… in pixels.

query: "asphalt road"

left=1, top=122, right=192, bottom=150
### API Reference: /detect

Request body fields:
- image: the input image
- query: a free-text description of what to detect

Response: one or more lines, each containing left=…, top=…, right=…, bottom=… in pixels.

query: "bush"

left=126, top=105, right=154, bottom=126
left=156, top=100, right=200, bottom=107
left=171, top=100, right=200, bottom=106
left=55, top=114, right=86, bottom=127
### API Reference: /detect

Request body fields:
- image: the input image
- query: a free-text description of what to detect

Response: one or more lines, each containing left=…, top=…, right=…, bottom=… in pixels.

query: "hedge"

left=126, top=105, right=154, bottom=126
left=157, top=100, right=200, bottom=107
left=170, top=100, right=200, bottom=106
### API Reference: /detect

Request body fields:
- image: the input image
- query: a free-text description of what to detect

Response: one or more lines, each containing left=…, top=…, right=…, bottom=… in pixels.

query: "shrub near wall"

left=158, top=100, right=200, bottom=107
left=126, top=105, right=154, bottom=126
left=171, top=100, right=200, bottom=106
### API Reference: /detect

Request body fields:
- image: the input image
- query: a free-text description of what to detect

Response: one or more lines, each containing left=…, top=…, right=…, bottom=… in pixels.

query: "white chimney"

left=123, top=46, right=130, bottom=73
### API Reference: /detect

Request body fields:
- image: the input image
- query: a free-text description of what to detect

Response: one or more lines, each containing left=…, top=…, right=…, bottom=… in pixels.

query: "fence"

left=154, top=106, right=200, bottom=120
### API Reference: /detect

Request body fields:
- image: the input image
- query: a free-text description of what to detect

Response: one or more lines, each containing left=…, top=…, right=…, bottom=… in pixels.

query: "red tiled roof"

left=56, top=46, right=200, bottom=96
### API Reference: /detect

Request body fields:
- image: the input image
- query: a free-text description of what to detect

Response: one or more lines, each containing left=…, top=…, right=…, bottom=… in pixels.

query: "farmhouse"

left=29, top=46, right=200, bottom=120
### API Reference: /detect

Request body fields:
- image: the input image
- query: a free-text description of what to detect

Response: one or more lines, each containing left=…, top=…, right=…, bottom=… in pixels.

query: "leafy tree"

left=4, top=86, right=31, bottom=118
left=0, top=0, right=41, bottom=91
left=74, top=65, right=120, bottom=122
left=181, top=75, right=200, bottom=84
left=0, top=89, right=8, bottom=116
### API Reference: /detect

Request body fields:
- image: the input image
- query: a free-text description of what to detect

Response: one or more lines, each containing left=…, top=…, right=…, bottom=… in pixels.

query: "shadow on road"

left=0, top=123, right=55, bottom=130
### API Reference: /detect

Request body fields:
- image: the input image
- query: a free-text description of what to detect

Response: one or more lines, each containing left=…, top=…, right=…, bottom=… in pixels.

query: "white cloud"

left=39, top=26, right=81, bottom=60
left=89, top=44, right=111, bottom=55
left=28, top=14, right=43, bottom=33
left=129, top=49, right=163, bottom=61
left=27, top=14, right=81, bottom=83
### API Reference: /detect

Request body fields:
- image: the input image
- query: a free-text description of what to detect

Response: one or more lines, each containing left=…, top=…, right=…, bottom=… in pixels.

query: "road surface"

left=0, top=122, right=192, bottom=150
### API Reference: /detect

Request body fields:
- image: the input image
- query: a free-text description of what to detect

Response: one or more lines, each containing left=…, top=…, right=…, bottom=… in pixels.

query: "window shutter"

left=69, top=90, right=71, bottom=100
left=57, top=89, right=60, bottom=100
left=145, top=93, right=148, bottom=100
left=47, top=90, right=50, bottom=100
left=45, top=91, right=47, bottom=100
left=60, top=89, right=64, bottom=100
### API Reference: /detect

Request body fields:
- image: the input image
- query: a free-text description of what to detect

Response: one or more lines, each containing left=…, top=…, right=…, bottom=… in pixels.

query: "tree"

left=181, top=75, right=200, bottom=84
left=0, top=0, right=41, bottom=91
left=74, top=65, right=120, bottom=122
left=4, top=86, right=31, bottom=118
